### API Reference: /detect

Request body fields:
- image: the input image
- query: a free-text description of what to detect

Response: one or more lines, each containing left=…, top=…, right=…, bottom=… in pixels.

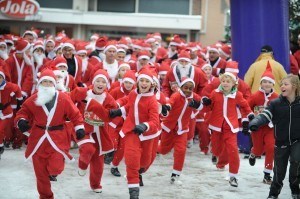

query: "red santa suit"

left=14, top=70, right=84, bottom=199
left=207, top=86, right=252, bottom=177
left=159, top=87, right=201, bottom=176
left=70, top=70, right=116, bottom=191
left=207, top=46, right=227, bottom=77
left=119, top=74, right=159, bottom=189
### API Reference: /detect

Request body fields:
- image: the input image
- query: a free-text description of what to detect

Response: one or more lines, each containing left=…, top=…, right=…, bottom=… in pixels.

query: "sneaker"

left=92, top=188, right=102, bottom=193
left=170, top=173, right=180, bottom=184
left=249, top=153, right=256, bottom=166
left=78, top=168, right=87, bottom=176
left=267, top=196, right=278, bottom=199
left=110, top=167, right=121, bottom=177
left=104, top=151, right=114, bottom=165
left=263, top=173, right=272, bottom=185
left=139, top=174, right=144, bottom=186
left=49, top=175, right=57, bottom=181
left=187, top=140, right=193, bottom=148
left=0, top=146, right=4, bottom=155
left=4, top=141, right=10, bottom=148
left=229, top=177, right=238, bottom=187
left=212, top=155, right=217, bottom=165
left=292, top=194, right=300, bottom=199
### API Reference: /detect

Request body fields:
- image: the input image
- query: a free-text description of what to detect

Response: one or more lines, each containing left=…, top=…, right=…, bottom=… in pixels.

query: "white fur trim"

left=76, top=50, right=87, bottom=55
left=225, top=68, right=239, bottom=73
left=177, top=57, right=191, bottom=62
left=103, top=45, right=117, bottom=54
left=260, top=77, right=275, bottom=85
left=123, top=77, right=135, bottom=84
left=208, top=47, right=219, bottom=54
left=137, top=74, right=153, bottom=84
left=179, top=78, right=195, bottom=87
left=138, top=55, right=150, bottom=60
left=16, top=42, right=31, bottom=53
left=222, top=72, right=237, bottom=82
left=74, top=125, right=84, bottom=131
left=38, top=76, right=56, bottom=86
left=92, top=74, right=110, bottom=89
left=62, top=43, right=75, bottom=50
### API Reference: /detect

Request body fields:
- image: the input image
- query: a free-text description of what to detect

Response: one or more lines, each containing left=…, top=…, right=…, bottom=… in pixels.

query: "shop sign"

left=0, top=0, right=39, bottom=19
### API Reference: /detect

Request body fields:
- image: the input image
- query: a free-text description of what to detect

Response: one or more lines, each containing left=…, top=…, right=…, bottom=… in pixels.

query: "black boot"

left=249, top=153, right=256, bottom=166
left=110, top=167, right=121, bottom=177
left=139, top=168, right=145, bottom=186
left=129, top=187, right=139, bottom=199
left=0, top=146, right=4, bottom=155
left=212, top=155, right=217, bottom=165
left=263, top=172, right=272, bottom=184
left=49, top=175, right=57, bottom=181
left=104, top=151, right=114, bottom=165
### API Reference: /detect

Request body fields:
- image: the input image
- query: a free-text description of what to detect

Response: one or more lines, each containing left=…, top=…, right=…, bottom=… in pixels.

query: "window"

left=97, top=0, right=135, bottom=13
left=139, top=0, right=189, bottom=15
left=36, top=0, right=73, bottom=9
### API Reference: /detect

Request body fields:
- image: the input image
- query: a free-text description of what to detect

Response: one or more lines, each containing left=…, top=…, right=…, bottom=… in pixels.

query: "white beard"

left=33, top=52, right=45, bottom=66
left=47, top=50, right=56, bottom=60
left=35, top=85, right=56, bottom=106
left=177, top=63, right=191, bottom=78
left=56, top=78, right=66, bottom=92
left=82, top=57, right=88, bottom=73
left=23, top=53, right=33, bottom=65
left=0, top=50, right=8, bottom=60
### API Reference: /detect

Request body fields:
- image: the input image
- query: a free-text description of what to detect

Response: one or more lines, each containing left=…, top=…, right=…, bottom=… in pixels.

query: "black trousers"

left=269, top=141, right=300, bottom=197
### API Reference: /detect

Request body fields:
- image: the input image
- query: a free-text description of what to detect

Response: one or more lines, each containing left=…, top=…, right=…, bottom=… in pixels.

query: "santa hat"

left=22, top=29, right=38, bottom=39
left=0, top=39, right=7, bottom=48
left=117, top=37, right=129, bottom=50
left=138, top=50, right=151, bottom=60
left=118, top=62, right=131, bottom=71
left=180, top=77, right=195, bottom=87
left=53, top=57, right=68, bottom=69
left=145, top=34, right=156, bottom=43
left=92, top=69, right=110, bottom=89
left=3, top=34, right=14, bottom=45
left=218, top=44, right=231, bottom=58
left=207, top=45, right=220, bottom=54
left=117, top=47, right=126, bottom=54
left=201, top=63, right=212, bottom=71
left=260, top=61, right=275, bottom=84
left=45, top=38, right=55, bottom=46
left=225, top=61, right=239, bottom=74
left=61, top=39, right=75, bottom=50
left=132, top=39, right=143, bottom=50
left=187, top=42, right=199, bottom=52
left=33, top=40, right=45, bottom=52
left=122, top=70, right=136, bottom=84
left=0, top=65, right=6, bottom=79
left=90, top=33, right=99, bottom=41
left=169, top=35, right=181, bottom=46
left=37, top=69, right=57, bottom=86
left=221, top=72, right=237, bottom=82
left=15, top=39, right=31, bottom=53
left=153, top=32, right=162, bottom=40
left=137, top=68, right=153, bottom=84
left=55, top=31, right=67, bottom=42
left=141, top=42, right=152, bottom=51
left=177, top=50, right=191, bottom=62
left=53, top=42, right=62, bottom=52
left=76, top=42, right=87, bottom=55
left=95, top=36, right=108, bottom=51
left=103, top=42, right=117, bottom=54
left=158, top=61, right=171, bottom=75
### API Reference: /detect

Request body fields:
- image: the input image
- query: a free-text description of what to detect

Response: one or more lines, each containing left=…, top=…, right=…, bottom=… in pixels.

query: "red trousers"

left=32, top=140, right=65, bottom=199
left=195, top=121, right=211, bottom=153
left=0, top=119, right=10, bottom=145
left=211, top=123, right=240, bottom=176
left=124, top=132, right=153, bottom=187
left=144, top=136, right=159, bottom=172
left=251, top=126, right=275, bottom=172
left=187, top=118, right=196, bottom=141
left=158, top=130, right=187, bottom=174
left=111, top=127, right=125, bottom=167
left=78, top=134, right=104, bottom=190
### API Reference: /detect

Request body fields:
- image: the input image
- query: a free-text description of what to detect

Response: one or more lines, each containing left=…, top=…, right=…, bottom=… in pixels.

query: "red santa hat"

left=218, top=44, right=231, bottom=58
left=62, top=39, right=75, bottom=50
left=76, top=42, right=87, bottom=55
left=137, top=68, right=154, bottom=84
left=158, top=61, right=171, bottom=75
left=103, top=42, right=117, bottom=54
left=138, top=50, right=151, bottom=60
left=141, top=42, right=152, bottom=51
left=15, top=38, right=31, bottom=53
left=221, top=72, right=237, bottom=82
left=45, top=38, right=55, bottom=46
left=177, top=50, right=191, bottom=62
left=260, top=61, right=275, bottom=84
left=90, top=33, right=99, bottom=41
left=37, top=69, right=57, bottom=86
left=3, top=34, right=14, bottom=45
left=207, top=45, right=220, bottom=54
left=117, top=37, right=129, bottom=50
left=118, top=62, right=131, bottom=71
left=145, top=34, right=156, bottom=43
left=0, top=65, right=6, bottom=79
left=53, top=57, right=68, bottom=69
left=169, top=35, right=182, bottom=46
left=92, top=69, right=110, bottom=89
left=55, top=31, right=67, bottom=42
left=122, top=70, right=136, bottom=84
left=33, top=40, right=45, bottom=52
left=22, top=29, right=38, bottom=39
left=187, top=42, right=199, bottom=52
left=201, top=63, right=212, bottom=71
left=132, top=39, right=143, bottom=50
left=180, top=77, right=195, bottom=87
left=95, top=36, right=108, bottom=51
left=153, top=32, right=162, bottom=40
left=225, top=61, right=239, bottom=74
left=117, top=47, right=126, bottom=54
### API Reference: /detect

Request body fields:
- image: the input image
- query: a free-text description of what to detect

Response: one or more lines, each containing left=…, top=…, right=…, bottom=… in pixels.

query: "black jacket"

left=249, top=95, right=300, bottom=146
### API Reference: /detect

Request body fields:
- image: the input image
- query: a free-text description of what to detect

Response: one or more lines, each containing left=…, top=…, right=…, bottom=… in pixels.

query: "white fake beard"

left=55, top=78, right=66, bottom=92
left=23, top=53, right=33, bottom=65
left=47, top=50, right=56, bottom=60
left=60, top=70, right=68, bottom=78
left=35, top=85, right=56, bottom=106
left=177, top=63, right=191, bottom=78
left=0, top=50, right=8, bottom=60
left=33, top=52, right=45, bottom=66
left=82, top=57, right=88, bottom=72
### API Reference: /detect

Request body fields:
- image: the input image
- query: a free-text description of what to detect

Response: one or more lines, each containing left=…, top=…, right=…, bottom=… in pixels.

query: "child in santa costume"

left=109, top=68, right=160, bottom=199
left=70, top=69, right=117, bottom=193
left=158, top=78, right=202, bottom=184
left=14, top=69, right=85, bottom=199
left=247, top=62, right=278, bottom=184
left=0, top=65, right=22, bottom=157
left=109, top=62, right=131, bottom=91
left=203, top=72, right=253, bottom=187
left=108, top=70, right=136, bottom=177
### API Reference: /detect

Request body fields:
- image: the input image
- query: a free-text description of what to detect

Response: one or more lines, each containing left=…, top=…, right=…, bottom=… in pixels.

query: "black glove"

left=16, top=99, right=23, bottom=111
left=76, top=129, right=85, bottom=140
left=219, top=68, right=225, bottom=74
left=202, top=97, right=212, bottom=106
left=77, top=82, right=85, bottom=87
left=242, top=121, right=250, bottom=135
left=109, top=109, right=122, bottom=118
left=248, top=113, right=255, bottom=121
left=0, top=103, right=4, bottom=110
left=161, top=105, right=171, bottom=116
left=133, top=123, right=147, bottom=135
left=18, top=120, right=31, bottom=132
left=188, top=99, right=201, bottom=109
left=249, top=121, right=259, bottom=132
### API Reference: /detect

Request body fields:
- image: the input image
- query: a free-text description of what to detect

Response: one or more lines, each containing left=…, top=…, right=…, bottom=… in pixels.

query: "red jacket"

left=208, top=57, right=227, bottom=76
